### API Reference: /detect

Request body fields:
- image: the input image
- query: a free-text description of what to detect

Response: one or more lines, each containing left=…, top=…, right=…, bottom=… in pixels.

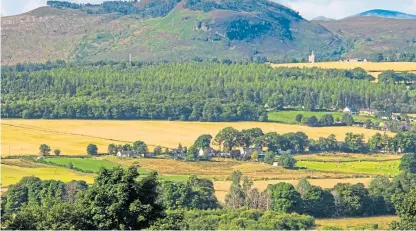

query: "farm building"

left=199, top=147, right=216, bottom=158
left=171, top=147, right=186, bottom=159
left=116, top=150, right=137, bottom=158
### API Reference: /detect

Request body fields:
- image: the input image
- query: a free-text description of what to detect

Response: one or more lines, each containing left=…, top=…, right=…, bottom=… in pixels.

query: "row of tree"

left=210, top=127, right=416, bottom=155
left=47, top=0, right=181, bottom=18
left=3, top=62, right=415, bottom=121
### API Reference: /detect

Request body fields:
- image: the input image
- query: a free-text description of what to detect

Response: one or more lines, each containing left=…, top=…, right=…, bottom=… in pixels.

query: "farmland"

left=267, top=110, right=382, bottom=124
left=315, top=216, right=399, bottom=230
left=271, top=62, right=416, bottom=78
left=297, top=160, right=400, bottom=176
left=1, top=119, right=391, bottom=156
left=1, top=159, right=95, bottom=188
left=1, top=154, right=403, bottom=202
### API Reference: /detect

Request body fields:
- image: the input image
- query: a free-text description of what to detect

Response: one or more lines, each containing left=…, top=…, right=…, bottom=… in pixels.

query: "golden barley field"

left=1, top=119, right=392, bottom=156
left=1, top=159, right=94, bottom=188
left=315, top=216, right=399, bottom=230
left=271, top=62, right=416, bottom=78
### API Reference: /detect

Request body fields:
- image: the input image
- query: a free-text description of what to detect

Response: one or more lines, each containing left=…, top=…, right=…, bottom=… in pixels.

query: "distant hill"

left=318, top=16, right=416, bottom=59
left=1, top=0, right=343, bottom=64
left=355, top=9, right=416, bottom=19
left=312, top=16, right=335, bottom=21
left=2, top=1, right=416, bottom=64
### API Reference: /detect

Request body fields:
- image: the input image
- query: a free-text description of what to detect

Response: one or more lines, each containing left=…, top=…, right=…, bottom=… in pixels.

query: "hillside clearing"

left=1, top=119, right=392, bottom=156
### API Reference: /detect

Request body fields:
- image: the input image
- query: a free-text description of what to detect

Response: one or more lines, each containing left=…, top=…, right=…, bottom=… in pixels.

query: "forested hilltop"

left=2, top=61, right=415, bottom=121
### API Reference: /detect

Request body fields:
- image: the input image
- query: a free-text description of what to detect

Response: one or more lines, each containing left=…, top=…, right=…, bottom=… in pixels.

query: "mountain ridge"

left=355, top=9, right=416, bottom=19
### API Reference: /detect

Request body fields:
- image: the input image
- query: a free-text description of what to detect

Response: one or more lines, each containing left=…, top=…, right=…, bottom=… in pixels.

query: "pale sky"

left=1, top=0, right=416, bottom=19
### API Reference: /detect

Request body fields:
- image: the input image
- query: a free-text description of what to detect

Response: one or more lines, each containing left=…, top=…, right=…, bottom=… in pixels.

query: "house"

left=343, top=107, right=358, bottom=114
left=116, top=150, right=137, bottom=158
left=198, top=147, right=216, bottom=158
left=171, top=147, right=186, bottom=159
left=344, top=58, right=367, bottom=62
left=240, top=147, right=263, bottom=160
left=141, top=152, right=155, bottom=158
left=359, top=108, right=378, bottom=115
left=272, top=162, right=279, bottom=167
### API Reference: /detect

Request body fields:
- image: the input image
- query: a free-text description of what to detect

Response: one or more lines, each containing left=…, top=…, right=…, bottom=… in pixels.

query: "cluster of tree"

left=47, top=0, right=181, bottom=18
left=224, top=161, right=416, bottom=220
left=378, top=70, right=416, bottom=84
left=299, top=113, right=355, bottom=127
left=369, top=52, right=416, bottom=62
left=156, top=209, right=315, bottom=230
left=213, top=127, right=309, bottom=154
left=39, top=144, right=60, bottom=156
left=3, top=62, right=415, bottom=121
left=107, top=140, right=148, bottom=155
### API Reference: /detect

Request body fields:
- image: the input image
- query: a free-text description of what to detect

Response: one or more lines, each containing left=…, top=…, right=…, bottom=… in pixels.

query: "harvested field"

left=2, top=119, right=391, bottom=156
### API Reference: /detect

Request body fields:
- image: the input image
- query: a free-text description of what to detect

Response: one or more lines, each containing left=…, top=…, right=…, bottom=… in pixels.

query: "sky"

left=1, top=0, right=416, bottom=19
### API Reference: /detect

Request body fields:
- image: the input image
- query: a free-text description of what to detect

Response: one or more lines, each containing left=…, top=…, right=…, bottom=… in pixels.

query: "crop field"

left=271, top=62, right=416, bottom=78
left=315, top=216, right=399, bottom=230
left=1, top=159, right=95, bottom=187
left=1, top=119, right=391, bottom=156
left=268, top=111, right=382, bottom=124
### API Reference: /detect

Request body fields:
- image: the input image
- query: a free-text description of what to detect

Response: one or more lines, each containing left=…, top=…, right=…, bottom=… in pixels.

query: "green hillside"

left=2, top=0, right=342, bottom=64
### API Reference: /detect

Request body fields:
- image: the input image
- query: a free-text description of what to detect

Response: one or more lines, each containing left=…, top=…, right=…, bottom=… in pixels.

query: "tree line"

left=2, top=153, right=416, bottom=229
left=47, top=0, right=181, bottom=18
left=2, top=61, right=415, bottom=121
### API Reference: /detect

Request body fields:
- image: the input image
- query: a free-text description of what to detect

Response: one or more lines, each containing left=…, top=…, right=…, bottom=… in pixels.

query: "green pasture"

left=297, top=160, right=401, bottom=176
left=268, top=111, right=381, bottom=124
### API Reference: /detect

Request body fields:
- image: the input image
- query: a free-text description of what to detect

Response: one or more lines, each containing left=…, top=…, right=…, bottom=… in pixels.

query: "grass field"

left=297, top=160, right=400, bottom=176
left=271, top=62, right=416, bottom=78
left=44, top=157, right=122, bottom=173
left=1, top=119, right=392, bottom=156
left=315, top=216, right=399, bottom=230
left=1, top=159, right=95, bottom=187
left=295, top=153, right=402, bottom=162
left=268, top=111, right=382, bottom=124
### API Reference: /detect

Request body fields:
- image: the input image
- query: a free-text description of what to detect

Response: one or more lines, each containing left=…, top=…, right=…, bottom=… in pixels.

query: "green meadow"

left=268, top=111, right=381, bottom=124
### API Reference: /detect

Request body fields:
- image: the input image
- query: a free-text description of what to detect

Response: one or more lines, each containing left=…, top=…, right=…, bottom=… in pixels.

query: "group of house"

left=343, top=107, right=416, bottom=122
